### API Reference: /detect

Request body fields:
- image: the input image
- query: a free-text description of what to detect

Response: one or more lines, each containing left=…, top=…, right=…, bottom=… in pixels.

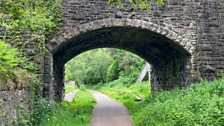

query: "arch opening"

left=47, top=26, right=192, bottom=102
left=64, top=48, right=146, bottom=87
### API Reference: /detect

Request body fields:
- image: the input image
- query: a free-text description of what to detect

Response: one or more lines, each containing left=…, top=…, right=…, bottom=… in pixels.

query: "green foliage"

left=0, top=41, right=21, bottom=80
left=0, top=41, right=39, bottom=90
left=64, top=85, right=77, bottom=94
left=107, top=0, right=164, bottom=9
left=93, top=76, right=224, bottom=126
left=129, top=78, right=224, bottom=126
left=106, top=60, right=119, bottom=82
left=0, top=0, right=62, bottom=33
left=41, top=91, right=96, bottom=126
left=65, top=48, right=145, bottom=85
left=0, top=0, right=63, bottom=64
left=25, top=98, right=56, bottom=126
left=95, top=79, right=150, bottom=104
left=70, top=91, right=96, bottom=108
left=112, top=49, right=145, bottom=84
left=65, top=49, right=112, bottom=85
left=80, top=85, right=87, bottom=91
left=0, top=0, right=63, bottom=89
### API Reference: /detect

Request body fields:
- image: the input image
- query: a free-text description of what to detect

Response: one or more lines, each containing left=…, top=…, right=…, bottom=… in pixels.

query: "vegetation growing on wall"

left=0, top=0, right=62, bottom=52
left=0, top=41, right=39, bottom=91
left=0, top=1, right=63, bottom=125
left=0, top=0, right=63, bottom=89
left=107, top=0, right=164, bottom=9
left=0, top=41, right=21, bottom=80
left=0, top=0, right=63, bottom=74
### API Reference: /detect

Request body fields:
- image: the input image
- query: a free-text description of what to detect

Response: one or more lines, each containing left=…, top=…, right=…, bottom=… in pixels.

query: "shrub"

left=132, top=78, right=224, bottom=126
left=0, top=41, right=39, bottom=90
left=106, top=60, right=120, bottom=82
left=19, top=98, right=57, bottom=126
left=0, top=41, right=21, bottom=81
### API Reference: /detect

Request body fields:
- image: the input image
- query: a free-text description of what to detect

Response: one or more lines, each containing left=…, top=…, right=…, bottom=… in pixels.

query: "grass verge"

left=40, top=90, right=96, bottom=126
left=130, top=78, right=224, bottom=126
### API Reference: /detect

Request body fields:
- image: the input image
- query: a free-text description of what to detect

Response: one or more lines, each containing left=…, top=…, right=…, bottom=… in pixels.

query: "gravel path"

left=89, top=90, right=133, bottom=126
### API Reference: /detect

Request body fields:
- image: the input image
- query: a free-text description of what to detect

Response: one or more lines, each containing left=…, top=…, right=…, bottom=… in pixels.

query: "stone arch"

left=46, top=18, right=195, bottom=54
left=43, top=18, right=194, bottom=102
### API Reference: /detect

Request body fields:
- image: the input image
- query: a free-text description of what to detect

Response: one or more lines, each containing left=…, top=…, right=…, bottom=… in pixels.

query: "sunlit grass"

left=40, top=90, right=96, bottom=126
left=64, top=85, right=77, bottom=94
left=98, top=80, right=150, bottom=103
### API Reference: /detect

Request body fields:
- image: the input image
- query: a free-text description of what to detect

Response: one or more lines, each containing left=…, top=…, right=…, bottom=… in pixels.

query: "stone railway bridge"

left=38, top=0, right=224, bottom=102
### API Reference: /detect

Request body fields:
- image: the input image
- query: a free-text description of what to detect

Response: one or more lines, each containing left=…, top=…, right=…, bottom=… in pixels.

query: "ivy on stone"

left=107, top=0, right=164, bottom=9
left=0, top=0, right=63, bottom=89
left=0, top=0, right=63, bottom=55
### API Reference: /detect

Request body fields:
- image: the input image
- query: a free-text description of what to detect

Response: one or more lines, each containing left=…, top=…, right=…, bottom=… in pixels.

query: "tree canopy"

left=65, top=48, right=145, bottom=85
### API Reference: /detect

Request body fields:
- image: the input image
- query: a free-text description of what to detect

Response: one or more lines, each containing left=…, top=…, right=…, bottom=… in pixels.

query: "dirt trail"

left=89, top=90, right=133, bottom=126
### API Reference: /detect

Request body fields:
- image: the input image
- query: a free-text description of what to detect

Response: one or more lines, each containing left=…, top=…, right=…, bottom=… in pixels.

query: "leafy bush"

left=131, top=78, right=224, bottom=126
left=106, top=60, right=120, bottom=82
left=0, top=41, right=21, bottom=81
left=80, top=85, right=87, bottom=91
left=19, top=98, right=57, bottom=126
left=0, top=41, right=39, bottom=90
left=94, top=76, right=224, bottom=126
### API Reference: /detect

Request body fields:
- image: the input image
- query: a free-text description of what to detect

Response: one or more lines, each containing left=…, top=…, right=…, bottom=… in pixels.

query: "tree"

left=65, top=48, right=145, bottom=85
left=65, top=49, right=112, bottom=85
left=106, top=60, right=120, bottom=82
left=85, top=49, right=112, bottom=84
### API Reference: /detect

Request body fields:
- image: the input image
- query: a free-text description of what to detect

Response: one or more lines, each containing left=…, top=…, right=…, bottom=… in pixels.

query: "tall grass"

left=40, top=90, right=96, bottom=126
left=131, top=79, right=224, bottom=126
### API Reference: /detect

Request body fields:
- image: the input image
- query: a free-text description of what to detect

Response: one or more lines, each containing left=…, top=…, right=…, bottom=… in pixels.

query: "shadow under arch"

left=48, top=26, right=193, bottom=102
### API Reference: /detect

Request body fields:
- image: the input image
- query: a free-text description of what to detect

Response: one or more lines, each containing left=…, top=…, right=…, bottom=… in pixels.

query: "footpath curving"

left=89, top=90, right=133, bottom=126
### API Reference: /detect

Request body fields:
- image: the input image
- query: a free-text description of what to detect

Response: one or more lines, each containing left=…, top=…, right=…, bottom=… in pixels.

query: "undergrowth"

left=131, top=78, right=224, bottom=126
left=40, top=90, right=96, bottom=126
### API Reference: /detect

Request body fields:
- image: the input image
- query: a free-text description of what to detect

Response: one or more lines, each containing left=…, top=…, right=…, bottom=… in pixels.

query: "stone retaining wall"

left=0, top=90, right=30, bottom=126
